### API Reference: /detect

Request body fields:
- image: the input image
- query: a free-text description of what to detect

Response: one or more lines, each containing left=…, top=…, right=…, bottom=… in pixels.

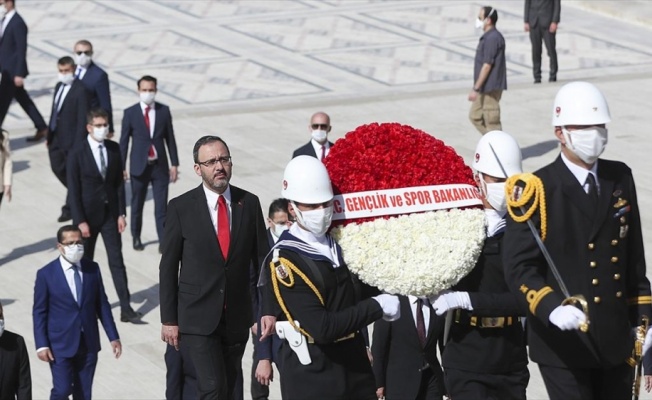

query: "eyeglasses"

left=197, top=156, right=232, bottom=167
left=311, top=124, right=329, bottom=130
left=75, top=51, right=92, bottom=56
left=61, top=241, right=83, bottom=246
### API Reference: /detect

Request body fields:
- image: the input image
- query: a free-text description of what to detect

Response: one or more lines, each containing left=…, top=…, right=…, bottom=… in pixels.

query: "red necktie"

left=321, top=145, right=326, bottom=162
left=217, top=195, right=230, bottom=259
left=416, top=299, right=426, bottom=347
left=145, top=106, right=155, bottom=158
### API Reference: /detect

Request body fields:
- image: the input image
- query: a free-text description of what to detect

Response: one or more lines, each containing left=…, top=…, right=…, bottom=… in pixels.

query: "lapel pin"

left=612, top=189, right=622, bottom=197
left=613, top=198, right=628, bottom=208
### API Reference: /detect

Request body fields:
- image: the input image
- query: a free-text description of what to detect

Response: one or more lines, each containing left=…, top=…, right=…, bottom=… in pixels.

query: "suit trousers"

left=445, top=367, right=529, bottom=400
left=49, top=334, right=98, bottom=400
left=0, top=73, right=47, bottom=130
left=469, top=90, right=502, bottom=134
left=181, top=320, right=248, bottom=400
left=165, top=343, right=198, bottom=400
left=538, top=363, right=632, bottom=400
left=250, top=331, right=269, bottom=400
left=83, top=208, right=132, bottom=312
left=48, top=145, right=71, bottom=213
left=130, top=162, right=168, bottom=242
left=529, top=25, right=558, bottom=81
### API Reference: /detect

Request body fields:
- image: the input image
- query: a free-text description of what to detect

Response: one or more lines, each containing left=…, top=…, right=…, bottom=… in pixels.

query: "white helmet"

left=473, top=130, right=523, bottom=178
left=552, top=81, right=611, bottom=126
left=282, top=156, right=333, bottom=204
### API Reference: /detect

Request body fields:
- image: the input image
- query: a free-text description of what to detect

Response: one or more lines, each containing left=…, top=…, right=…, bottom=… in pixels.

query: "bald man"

left=292, top=112, right=335, bottom=161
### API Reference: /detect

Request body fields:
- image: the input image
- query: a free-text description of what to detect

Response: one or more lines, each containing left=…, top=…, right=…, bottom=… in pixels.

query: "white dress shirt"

left=561, top=152, right=599, bottom=195
left=310, top=139, right=330, bottom=160
left=485, top=208, right=506, bottom=238
left=54, top=83, right=72, bottom=112
left=75, top=65, right=87, bottom=80
left=202, top=184, right=232, bottom=232
left=87, top=135, right=107, bottom=176
left=408, top=295, right=431, bottom=336
left=0, top=9, right=16, bottom=37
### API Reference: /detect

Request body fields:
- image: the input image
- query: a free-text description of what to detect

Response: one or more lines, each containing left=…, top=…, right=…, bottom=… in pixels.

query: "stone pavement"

left=1, top=1, right=651, bottom=399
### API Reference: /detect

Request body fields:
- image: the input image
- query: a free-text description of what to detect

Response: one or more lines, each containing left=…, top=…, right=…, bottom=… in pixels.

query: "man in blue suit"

left=33, top=225, right=122, bottom=400
left=72, top=40, right=114, bottom=135
left=120, top=75, right=179, bottom=252
left=0, top=0, right=48, bottom=141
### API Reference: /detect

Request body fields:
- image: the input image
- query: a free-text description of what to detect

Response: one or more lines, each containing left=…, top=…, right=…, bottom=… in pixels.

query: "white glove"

left=372, top=294, right=400, bottom=321
left=549, top=305, right=587, bottom=330
left=432, top=291, right=473, bottom=316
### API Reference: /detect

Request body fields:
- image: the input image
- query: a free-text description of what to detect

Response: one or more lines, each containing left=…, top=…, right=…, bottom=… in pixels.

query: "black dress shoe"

left=133, top=237, right=144, bottom=251
left=26, top=128, right=48, bottom=142
left=57, top=211, right=72, bottom=222
left=534, top=79, right=541, bottom=84
left=549, top=77, right=557, bottom=82
left=120, top=309, right=143, bottom=323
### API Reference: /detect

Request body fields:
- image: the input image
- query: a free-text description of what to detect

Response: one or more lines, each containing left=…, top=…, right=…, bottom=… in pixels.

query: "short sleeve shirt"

left=474, top=27, right=507, bottom=93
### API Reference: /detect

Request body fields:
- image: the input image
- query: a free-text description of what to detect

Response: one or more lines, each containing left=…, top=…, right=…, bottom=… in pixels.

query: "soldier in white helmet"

left=503, top=81, right=652, bottom=399
left=262, top=155, right=399, bottom=400
left=434, top=130, right=529, bottom=399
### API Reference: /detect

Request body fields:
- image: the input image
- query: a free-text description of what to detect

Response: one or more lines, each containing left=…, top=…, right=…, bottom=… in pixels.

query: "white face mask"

left=0, top=5, right=7, bottom=19
left=62, top=244, right=85, bottom=264
left=562, top=127, right=608, bottom=165
left=311, top=129, right=328, bottom=144
left=479, top=173, right=507, bottom=213
left=74, top=53, right=92, bottom=68
left=475, top=18, right=485, bottom=29
left=140, top=92, right=156, bottom=105
left=58, top=73, right=75, bottom=86
left=0, top=319, right=5, bottom=337
left=293, top=204, right=333, bottom=237
left=92, top=126, right=109, bottom=141
left=272, top=223, right=289, bottom=239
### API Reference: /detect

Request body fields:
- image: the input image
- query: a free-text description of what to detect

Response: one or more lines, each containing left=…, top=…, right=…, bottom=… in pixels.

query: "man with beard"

left=159, top=135, right=269, bottom=399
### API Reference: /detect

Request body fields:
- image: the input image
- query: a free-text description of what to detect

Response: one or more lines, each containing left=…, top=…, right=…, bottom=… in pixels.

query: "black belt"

left=454, top=309, right=520, bottom=328
left=147, top=159, right=158, bottom=165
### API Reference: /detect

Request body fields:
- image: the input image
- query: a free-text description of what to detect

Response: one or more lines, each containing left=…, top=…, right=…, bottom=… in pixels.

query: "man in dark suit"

left=67, top=108, right=141, bottom=324
left=504, top=82, right=652, bottom=399
left=159, top=135, right=270, bottom=399
left=33, top=225, right=122, bottom=400
left=0, top=0, right=48, bottom=141
left=120, top=75, right=179, bottom=252
left=165, top=343, right=197, bottom=400
left=0, top=301, right=31, bottom=400
left=524, top=0, right=560, bottom=83
left=47, top=56, right=89, bottom=223
left=291, top=112, right=334, bottom=161
left=72, top=40, right=114, bottom=135
left=372, top=295, right=445, bottom=400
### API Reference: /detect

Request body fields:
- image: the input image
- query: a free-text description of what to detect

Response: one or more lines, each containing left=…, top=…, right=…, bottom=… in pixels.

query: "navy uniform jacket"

left=443, top=234, right=528, bottom=373
left=503, top=156, right=652, bottom=368
left=265, top=232, right=382, bottom=400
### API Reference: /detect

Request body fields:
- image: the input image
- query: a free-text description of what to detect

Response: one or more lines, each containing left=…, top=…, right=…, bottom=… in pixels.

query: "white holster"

left=276, top=320, right=312, bottom=365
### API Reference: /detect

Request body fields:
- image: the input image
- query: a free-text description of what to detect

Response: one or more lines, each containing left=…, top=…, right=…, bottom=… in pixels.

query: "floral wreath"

left=325, top=123, right=486, bottom=296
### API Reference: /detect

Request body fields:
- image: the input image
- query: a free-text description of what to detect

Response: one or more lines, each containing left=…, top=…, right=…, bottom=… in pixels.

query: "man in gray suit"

left=524, top=0, right=560, bottom=83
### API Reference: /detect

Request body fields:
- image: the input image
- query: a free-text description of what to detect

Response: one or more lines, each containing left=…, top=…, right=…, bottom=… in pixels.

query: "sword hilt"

left=561, top=295, right=590, bottom=333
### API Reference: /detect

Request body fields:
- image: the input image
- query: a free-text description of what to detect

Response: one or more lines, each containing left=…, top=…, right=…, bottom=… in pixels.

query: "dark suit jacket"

left=119, top=102, right=179, bottom=176
left=80, top=62, right=113, bottom=132
left=504, top=156, right=652, bottom=368
left=0, top=12, right=28, bottom=77
left=0, top=330, right=31, bottom=400
left=47, top=80, right=89, bottom=150
left=291, top=141, right=334, bottom=159
left=67, top=138, right=126, bottom=229
left=524, top=0, right=561, bottom=27
left=372, top=296, right=445, bottom=400
left=33, top=258, right=119, bottom=359
left=159, top=184, right=269, bottom=337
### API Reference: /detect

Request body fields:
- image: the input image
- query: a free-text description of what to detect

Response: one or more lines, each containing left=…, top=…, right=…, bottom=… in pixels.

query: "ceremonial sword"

left=488, top=143, right=590, bottom=332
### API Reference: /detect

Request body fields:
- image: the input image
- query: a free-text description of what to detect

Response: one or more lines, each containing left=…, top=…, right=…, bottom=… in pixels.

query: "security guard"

left=265, top=156, right=400, bottom=400
left=434, top=131, right=529, bottom=400
left=503, top=81, right=652, bottom=400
